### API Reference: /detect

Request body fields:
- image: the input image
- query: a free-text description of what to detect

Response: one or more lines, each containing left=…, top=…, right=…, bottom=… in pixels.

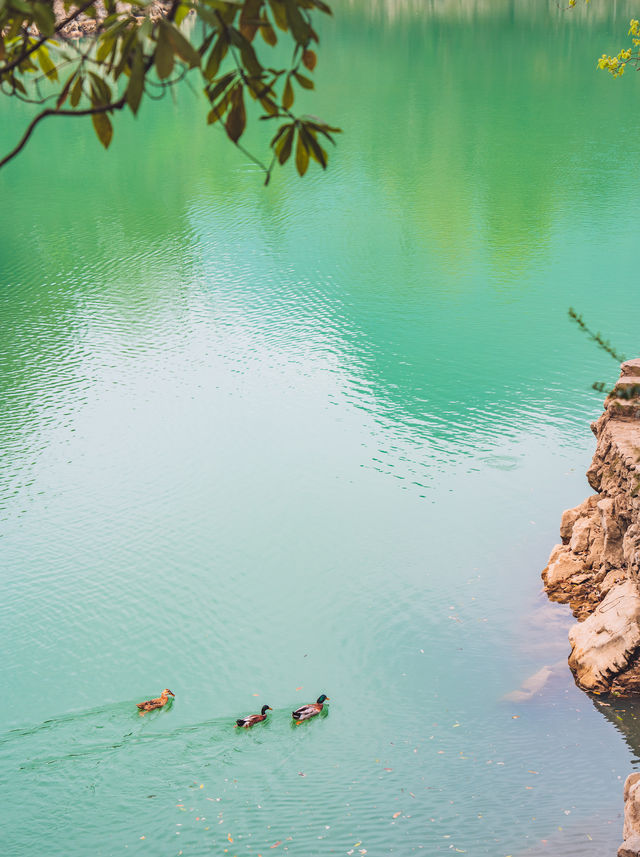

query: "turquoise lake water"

left=3, top=1, right=640, bottom=855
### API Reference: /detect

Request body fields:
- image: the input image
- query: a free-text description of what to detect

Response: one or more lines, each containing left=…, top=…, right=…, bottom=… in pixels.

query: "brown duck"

left=136, top=688, right=175, bottom=715
left=235, top=704, right=272, bottom=729
left=292, top=694, right=329, bottom=722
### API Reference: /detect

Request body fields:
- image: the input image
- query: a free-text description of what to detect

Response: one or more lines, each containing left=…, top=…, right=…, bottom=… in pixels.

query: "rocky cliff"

left=46, top=1, right=171, bottom=38
left=542, top=358, right=640, bottom=696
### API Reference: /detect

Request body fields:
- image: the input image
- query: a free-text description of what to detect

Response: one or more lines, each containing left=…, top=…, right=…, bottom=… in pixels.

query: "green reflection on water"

left=1, top=3, right=640, bottom=856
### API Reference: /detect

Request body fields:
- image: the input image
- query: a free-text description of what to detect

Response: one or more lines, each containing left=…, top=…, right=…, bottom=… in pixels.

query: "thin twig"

left=568, top=307, right=626, bottom=363
left=0, top=0, right=98, bottom=76
left=0, top=95, right=126, bottom=169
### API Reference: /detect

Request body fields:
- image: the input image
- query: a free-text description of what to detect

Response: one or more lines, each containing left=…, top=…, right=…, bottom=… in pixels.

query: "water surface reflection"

left=1, top=3, right=640, bottom=856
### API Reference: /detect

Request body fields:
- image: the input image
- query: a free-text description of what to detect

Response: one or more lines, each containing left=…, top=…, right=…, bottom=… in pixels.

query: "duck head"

left=317, top=694, right=329, bottom=704
left=261, top=705, right=272, bottom=715
left=162, top=689, right=175, bottom=698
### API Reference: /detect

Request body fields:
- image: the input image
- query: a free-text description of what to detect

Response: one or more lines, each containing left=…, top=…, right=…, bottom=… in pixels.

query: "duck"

left=235, top=704, right=272, bottom=728
left=292, top=694, right=329, bottom=722
left=136, top=688, right=175, bottom=715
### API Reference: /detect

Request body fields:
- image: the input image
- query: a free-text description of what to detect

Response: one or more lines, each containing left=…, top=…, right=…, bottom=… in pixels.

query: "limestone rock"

left=543, top=544, right=586, bottom=588
left=560, top=496, right=596, bottom=542
left=621, top=359, right=640, bottom=378
left=611, top=661, right=640, bottom=696
left=601, top=569, right=627, bottom=596
left=624, top=524, right=640, bottom=569
left=542, top=359, right=640, bottom=695
left=624, top=773, right=640, bottom=841
left=619, top=836, right=640, bottom=857
left=32, top=1, right=174, bottom=38
left=568, top=581, right=640, bottom=693
left=570, top=514, right=592, bottom=553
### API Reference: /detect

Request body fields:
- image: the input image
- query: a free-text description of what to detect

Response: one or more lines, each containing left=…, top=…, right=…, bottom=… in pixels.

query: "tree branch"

left=0, top=95, right=126, bottom=169
left=0, top=0, right=98, bottom=76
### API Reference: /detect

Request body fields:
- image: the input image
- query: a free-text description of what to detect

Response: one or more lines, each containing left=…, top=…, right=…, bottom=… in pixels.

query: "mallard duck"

left=136, top=688, right=175, bottom=715
left=292, top=694, right=329, bottom=722
left=235, top=704, right=272, bottom=728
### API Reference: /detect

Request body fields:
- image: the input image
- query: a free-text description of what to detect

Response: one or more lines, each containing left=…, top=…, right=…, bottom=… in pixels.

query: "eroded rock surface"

left=34, top=1, right=173, bottom=39
left=620, top=773, right=640, bottom=857
left=543, top=359, right=640, bottom=696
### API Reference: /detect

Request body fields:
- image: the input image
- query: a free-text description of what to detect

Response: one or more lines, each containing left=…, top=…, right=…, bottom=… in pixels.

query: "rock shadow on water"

left=592, top=697, right=640, bottom=766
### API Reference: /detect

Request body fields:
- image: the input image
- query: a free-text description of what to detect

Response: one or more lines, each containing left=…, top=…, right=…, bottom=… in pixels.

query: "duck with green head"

left=235, top=704, right=272, bottom=729
left=292, top=694, right=329, bottom=722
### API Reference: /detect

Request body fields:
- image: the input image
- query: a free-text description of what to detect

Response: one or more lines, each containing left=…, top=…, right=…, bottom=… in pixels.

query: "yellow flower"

left=629, top=19, right=640, bottom=36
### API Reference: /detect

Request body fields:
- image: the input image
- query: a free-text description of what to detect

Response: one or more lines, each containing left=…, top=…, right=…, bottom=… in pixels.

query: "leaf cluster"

left=0, top=0, right=341, bottom=180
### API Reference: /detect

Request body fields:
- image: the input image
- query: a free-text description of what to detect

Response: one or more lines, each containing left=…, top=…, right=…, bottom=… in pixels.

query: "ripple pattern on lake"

left=2, top=4, right=640, bottom=857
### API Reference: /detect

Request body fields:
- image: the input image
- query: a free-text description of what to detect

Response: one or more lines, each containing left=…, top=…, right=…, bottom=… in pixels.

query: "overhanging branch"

left=0, top=95, right=126, bottom=169
left=0, top=0, right=98, bottom=77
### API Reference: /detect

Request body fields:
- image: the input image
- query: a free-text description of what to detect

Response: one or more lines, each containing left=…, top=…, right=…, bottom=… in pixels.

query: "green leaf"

left=282, top=74, right=293, bottom=109
left=267, top=0, right=287, bottom=31
left=225, top=86, right=246, bottom=142
left=154, top=24, right=175, bottom=80
left=11, top=76, right=27, bottom=96
left=207, top=70, right=236, bottom=102
left=6, top=17, right=23, bottom=40
left=89, top=71, right=112, bottom=105
left=56, top=70, right=76, bottom=108
left=10, top=0, right=33, bottom=15
left=259, top=94, right=278, bottom=115
left=302, top=48, right=316, bottom=70
left=259, top=14, right=277, bottom=46
left=300, top=124, right=326, bottom=167
left=295, top=128, right=309, bottom=175
left=195, top=4, right=220, bottom=27
left=114, top=27, right=138, bottom=79
left=239, top=0, right=262, bottom=41
left=215, top=0, right=241, bottom=25
left=36, top=45, right=58, bottom=81
left=69, top=74, right=83, bottom=107
left=204, top=34, right=228, bottom=80
left=96, top=35, right=113, bottom=63
left=270, top=121, right=291, bottom=146
left=126, top=47, right=145, bottom=114
left=92, top=112, right=113, bottom=149
left=161, top=19, right=201, bottom=68
left=207, top=88, right=232, bottom=123
left=293, top=71, right=313, bottom=89
left=31, top=2, right=55, bottom=35
left=229, top=27, right=262, bottom=76
left=139, top=18, right=153, bottom=40
left=174, top=2, right=190, bottom=26
left=283, top=0, right=310, bottom=44
left=274, top=123, right=294, bottom=164
left=304, top=118, right=342, bottom=143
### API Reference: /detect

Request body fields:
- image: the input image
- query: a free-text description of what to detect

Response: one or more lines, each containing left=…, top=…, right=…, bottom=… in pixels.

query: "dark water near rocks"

left=2, top=2, right=640, bottom=855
